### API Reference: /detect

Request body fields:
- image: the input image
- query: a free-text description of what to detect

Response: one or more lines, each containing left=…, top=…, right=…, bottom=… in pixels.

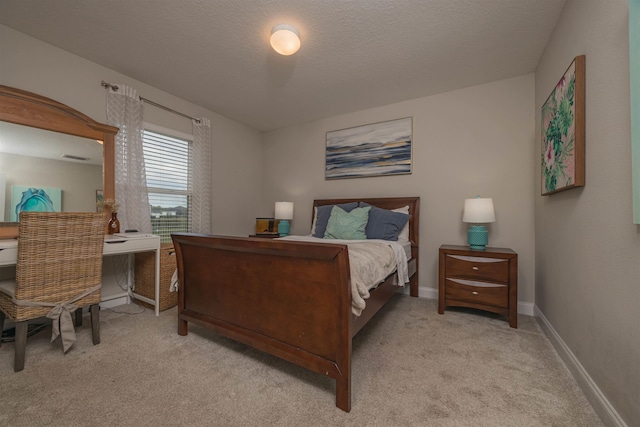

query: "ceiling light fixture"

left=270, top=24, right=300, bottom=56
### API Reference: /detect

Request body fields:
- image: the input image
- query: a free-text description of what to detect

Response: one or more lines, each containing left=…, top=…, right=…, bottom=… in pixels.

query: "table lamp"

left=275, top=201, right=294, bottom=236
left=462, top=197, right=495, bottom=250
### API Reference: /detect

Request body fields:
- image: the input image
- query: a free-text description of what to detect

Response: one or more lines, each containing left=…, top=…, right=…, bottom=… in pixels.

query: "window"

left=142, top=127, right=192, bottom=243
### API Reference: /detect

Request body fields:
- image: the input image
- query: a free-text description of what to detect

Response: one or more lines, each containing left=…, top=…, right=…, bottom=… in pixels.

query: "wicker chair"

left=0, top=212, right=105, bottom=372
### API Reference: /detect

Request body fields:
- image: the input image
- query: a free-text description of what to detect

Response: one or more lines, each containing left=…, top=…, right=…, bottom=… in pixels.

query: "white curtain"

left=106, top=85, right=152, bottom=234
left=191, top=118, right=212, bottom=234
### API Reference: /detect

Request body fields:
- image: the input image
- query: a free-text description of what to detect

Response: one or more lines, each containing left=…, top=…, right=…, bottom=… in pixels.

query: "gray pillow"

left=312, top=202, right=358, bottom=237
left=359, top=202, right=410, bottom=241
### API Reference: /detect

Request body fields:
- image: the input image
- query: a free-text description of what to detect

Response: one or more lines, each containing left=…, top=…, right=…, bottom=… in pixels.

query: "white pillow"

left=310, top=206, right=318, bottom=235
left=393, top=205, right=410, bottom=241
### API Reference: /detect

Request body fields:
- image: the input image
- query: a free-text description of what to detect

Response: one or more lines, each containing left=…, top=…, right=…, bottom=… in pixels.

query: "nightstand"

left=438, top=244, right=518, bottom=328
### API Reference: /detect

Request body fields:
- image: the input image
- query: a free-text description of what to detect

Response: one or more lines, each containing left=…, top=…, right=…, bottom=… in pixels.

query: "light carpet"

left=0, top=295, right=603, bottom=426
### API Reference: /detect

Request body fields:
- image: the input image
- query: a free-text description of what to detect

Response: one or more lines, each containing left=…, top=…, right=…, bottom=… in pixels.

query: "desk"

left=0, top=234, right=162, bottom=316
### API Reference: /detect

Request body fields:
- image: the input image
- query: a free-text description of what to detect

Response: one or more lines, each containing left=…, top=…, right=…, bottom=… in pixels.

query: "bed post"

left=336, top=373, right=351, bottom=412
left=335, top=247, right=352, bottom=412
left=410, top=245, right=419, bottom=297
left=173, top=238, right=188, bottom=336
left=335, top=334, right=351, bottom=411
left=409, top=197, right=420, bottom=297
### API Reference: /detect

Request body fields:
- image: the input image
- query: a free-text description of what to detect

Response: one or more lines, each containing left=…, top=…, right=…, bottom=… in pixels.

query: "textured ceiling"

left=0, top=0, right=566, bottom=132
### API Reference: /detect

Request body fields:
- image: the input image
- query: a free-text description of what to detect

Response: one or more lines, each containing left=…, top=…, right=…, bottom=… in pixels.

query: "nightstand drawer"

left=445, top=254, right=509, bottom=283
left=445, top=278, right=508, bottom=308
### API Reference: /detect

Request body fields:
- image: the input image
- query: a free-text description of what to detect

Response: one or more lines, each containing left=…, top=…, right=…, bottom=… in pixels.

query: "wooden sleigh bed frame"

left=171, top=197, right=419, bottom=412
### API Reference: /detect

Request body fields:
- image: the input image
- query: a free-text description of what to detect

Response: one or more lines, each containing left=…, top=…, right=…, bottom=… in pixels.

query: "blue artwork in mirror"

left=10, top=186, right=62, bottom=221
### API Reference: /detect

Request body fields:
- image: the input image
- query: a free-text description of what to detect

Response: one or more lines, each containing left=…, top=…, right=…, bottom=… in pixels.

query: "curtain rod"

left=101, top=81, right=201, bottom=124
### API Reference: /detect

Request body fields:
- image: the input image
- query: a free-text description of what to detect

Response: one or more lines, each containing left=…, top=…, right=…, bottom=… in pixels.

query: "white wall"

left=262, top=75, right=536, bottom=304
left=535, top=0, right=639, bottom=424
left=0, top=25, right=264, bottom=236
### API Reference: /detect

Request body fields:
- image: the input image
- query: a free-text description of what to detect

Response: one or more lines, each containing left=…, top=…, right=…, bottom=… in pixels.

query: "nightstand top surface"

left=439, top=244, right=516, bottom=255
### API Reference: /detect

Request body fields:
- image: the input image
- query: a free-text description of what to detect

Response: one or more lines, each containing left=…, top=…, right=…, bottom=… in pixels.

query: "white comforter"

left=279, top=235, right=409, bottom=316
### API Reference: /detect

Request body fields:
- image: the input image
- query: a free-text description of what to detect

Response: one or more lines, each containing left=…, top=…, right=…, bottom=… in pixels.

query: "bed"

left=171, top=197, right=419, bottom=412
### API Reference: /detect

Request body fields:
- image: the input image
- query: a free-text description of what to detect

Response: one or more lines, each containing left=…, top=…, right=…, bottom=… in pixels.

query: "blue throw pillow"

left=312, top=202, right=358, bottom=237
left=324, top=206, right=371, bottom=240
left=360, top=202, right=410, bottom=241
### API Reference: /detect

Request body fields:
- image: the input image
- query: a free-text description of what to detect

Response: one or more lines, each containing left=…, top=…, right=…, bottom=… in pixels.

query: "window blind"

left=142, top=129, right=192, bottom=243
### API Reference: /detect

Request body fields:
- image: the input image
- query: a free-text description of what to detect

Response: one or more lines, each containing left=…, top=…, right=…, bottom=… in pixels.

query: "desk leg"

left=154, top=247, right=160, bottom=316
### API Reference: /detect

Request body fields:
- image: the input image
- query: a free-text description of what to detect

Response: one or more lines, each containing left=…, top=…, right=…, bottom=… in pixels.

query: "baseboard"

left=418, top=285, right=534, bottom=315
left=418, top=285, right=438, bottom=300
left=99, top=295, right=130, bottom=309
left=517, top=301, right=534, bottom=316
left=534, top=306, right=628, bottom=427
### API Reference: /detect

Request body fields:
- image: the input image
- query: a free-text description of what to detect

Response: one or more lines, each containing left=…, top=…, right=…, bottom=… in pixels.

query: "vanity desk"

left=0, top=85, right=167, bottom=315
left=0, top=234, right=162, bottom=315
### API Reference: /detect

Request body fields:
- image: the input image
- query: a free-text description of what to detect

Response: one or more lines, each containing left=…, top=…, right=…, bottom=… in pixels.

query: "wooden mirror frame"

left=0, top=85, right=118, bottom=235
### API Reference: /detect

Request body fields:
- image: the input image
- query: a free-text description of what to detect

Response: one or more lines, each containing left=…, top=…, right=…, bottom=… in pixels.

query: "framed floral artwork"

left=630, top=0, right=640, bottom=223
left=96, top=190, right=104, bottom=212
left=541, top=55, right=585, bottom=195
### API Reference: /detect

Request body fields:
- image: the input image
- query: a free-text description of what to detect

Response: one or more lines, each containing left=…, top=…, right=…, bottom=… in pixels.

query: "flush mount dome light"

left=270, top=24, right=300, bottom=56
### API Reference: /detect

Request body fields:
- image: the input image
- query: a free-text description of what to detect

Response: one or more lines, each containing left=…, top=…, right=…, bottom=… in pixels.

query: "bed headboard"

left=312, top=197, right=420, bottom=248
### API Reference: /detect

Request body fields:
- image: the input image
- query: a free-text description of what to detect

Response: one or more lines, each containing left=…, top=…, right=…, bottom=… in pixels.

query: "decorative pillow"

left=360, top=202, right=410, bottom=241
left=323, top=206, right=371, bottom=240
left=312, top=202, right=358, bottom=237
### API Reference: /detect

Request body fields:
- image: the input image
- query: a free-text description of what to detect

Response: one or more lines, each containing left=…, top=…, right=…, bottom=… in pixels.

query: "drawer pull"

left=472, top=266, right=479, bottom=271
left=472, top=291, right=479, bottom=295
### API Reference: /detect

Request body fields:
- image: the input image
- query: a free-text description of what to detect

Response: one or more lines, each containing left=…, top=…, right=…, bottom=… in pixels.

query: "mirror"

left=0, top=85, right=118, bottom=234
left=0, top=122, right=103, bottom=220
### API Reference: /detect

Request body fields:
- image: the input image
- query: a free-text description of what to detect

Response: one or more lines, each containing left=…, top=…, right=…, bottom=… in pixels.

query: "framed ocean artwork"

left=325, top=117, right=412, bottom=179
left=10, top=185, right=62, bottom=221
left=541, top=55, right=585, bottom=196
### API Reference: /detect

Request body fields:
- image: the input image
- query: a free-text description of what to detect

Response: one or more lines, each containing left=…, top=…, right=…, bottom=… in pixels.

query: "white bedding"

left=279, top=235, right=410, bottom=316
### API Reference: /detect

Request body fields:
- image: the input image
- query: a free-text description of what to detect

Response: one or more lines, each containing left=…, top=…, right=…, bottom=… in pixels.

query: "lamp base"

left=278, top=220, right=290, bottom=237
left=467, top=225, right=488, bottom=250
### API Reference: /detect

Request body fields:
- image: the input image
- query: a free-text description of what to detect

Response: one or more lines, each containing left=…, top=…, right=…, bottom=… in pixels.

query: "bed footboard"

left=172, top=233, right=354, bottom=411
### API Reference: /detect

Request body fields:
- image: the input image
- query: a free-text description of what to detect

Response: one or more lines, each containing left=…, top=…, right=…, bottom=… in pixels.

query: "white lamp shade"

left=275, top=201, right=294, bottom=220
left=270, top=24, right=301, bottom=55
left=462, top=198, right=496, bottom=223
